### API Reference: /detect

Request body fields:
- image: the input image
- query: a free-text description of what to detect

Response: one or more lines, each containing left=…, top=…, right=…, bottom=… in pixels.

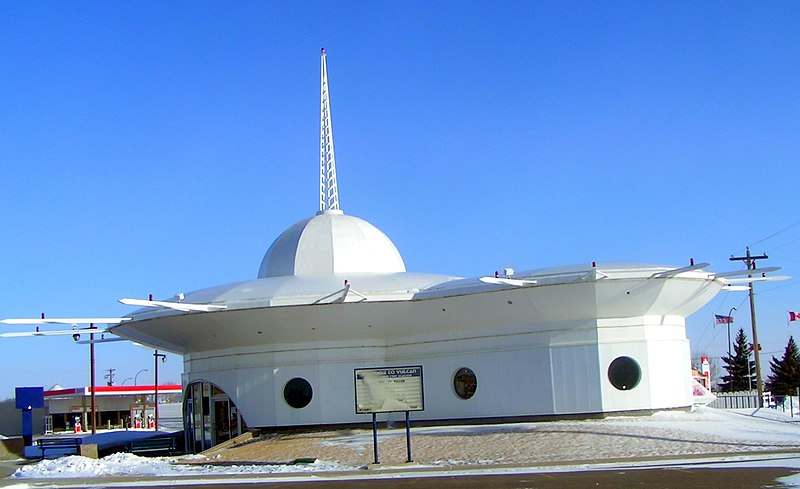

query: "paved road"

left=2, top=466, right=796, bottom=489
left=0, top=460, right=31, bottom=478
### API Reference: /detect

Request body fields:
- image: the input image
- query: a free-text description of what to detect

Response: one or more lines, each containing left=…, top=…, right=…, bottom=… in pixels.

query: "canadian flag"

left=790, top=311, right=800, bottom=322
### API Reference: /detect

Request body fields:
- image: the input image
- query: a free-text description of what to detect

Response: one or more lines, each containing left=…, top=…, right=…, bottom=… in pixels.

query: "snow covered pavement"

left=7, top=406, right=800, bottom=486
left=203, top=406, right=800, bottom=467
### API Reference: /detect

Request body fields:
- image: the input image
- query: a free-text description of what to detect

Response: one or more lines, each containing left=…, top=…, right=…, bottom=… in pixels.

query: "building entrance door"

left=213, top=398, right=231, bottom=444
left=184, top=381, right=245, bottom=452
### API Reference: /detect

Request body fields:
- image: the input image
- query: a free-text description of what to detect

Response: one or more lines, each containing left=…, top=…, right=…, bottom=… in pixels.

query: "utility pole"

left=104, top=368, right=116, bottom=386
left=730, top=247, right=768, bottom=407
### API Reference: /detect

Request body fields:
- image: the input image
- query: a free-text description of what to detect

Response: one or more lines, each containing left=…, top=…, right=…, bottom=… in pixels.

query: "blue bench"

left=125, top=437, right=178, bottom=456
left=36, top=437, right=81, bottom=459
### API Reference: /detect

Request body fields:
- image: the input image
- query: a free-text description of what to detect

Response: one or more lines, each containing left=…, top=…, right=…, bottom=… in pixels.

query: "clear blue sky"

left=1, top=2, right=798, bottom=399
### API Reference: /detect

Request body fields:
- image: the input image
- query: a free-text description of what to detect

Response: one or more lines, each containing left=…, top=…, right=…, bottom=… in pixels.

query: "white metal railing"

left=709, top=390, right=800, bottom=417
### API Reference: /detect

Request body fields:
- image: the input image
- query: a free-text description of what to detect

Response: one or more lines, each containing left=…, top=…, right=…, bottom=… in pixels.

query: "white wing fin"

left=0, top=318, right=130, bottom=325
left=119, top=298, right=227, bottom=312
left=713, top=267, right=781, bottom=279
left=74, top=336, right=128, bottom=344
left=720, top=275, right=791, bottom=285
left=314, top=284, right=351, bottom=304
left=479, top=277, right=538, bottom=287
left=721, top=285, right=751, bottom=292
left=651, top=262, right=711, bottom=278
left=0, top=328, right=109, bottom=338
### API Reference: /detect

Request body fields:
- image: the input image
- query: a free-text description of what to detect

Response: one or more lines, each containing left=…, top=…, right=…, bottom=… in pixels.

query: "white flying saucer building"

left=110, top=50, right=734, bottom=452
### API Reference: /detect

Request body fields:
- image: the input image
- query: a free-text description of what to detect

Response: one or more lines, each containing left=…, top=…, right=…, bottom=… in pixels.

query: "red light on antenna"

left=690, top=258, right=694, bottom=266
left=41, top=312, right=45, bottom=319
left=592, top=262, right=596, bottom=268
left=148, top=294, right=153, bottom=301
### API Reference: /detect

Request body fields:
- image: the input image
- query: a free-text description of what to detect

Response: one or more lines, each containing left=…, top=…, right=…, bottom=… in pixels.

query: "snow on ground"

left=305, top=406, right=800, bottom=466
left=11, top=406, right=800, bottom=480
left=594, top=406, right=800, bottom=445
left=12, top=452, right=353, bottom=478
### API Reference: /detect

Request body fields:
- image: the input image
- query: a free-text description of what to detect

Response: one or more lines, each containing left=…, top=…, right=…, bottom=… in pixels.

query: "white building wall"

left=550, top=345, right=602, bottom=414
left=597, top=340, right=652, bottom=412
left=645, top=337, right=692, bottom=409
left=596, top=316, right=692, bottom=413
left=185, top=322, right=646, bottom=427
left=182, top=313, right=693, bottom=428
left=185, top=342, right=388, bottom=427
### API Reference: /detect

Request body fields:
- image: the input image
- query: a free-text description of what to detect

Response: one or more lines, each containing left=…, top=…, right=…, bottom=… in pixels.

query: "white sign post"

left=354, top=366, right=424, bottom=464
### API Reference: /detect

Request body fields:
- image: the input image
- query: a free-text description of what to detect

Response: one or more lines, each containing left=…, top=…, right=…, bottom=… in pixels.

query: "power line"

left=749, top=220, right=800, bottom=248
left=754, top=280, right=799, bottom=296
left=766, top=235, right=800, bottom=254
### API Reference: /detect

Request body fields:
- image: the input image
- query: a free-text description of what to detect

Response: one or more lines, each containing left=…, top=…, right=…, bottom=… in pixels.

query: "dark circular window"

left=453, top=367, right=477, bottom=399
left=608, top=356, right=641, bottom=391
left=283, top=377, right=313, bottom=408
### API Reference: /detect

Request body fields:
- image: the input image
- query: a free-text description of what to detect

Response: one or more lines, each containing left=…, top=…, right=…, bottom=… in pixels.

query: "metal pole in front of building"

left=728, top=306, right=736, bottom=393
left=372, top=413, right=379, bottom=465
left=153, top=350, right=166, bottom=430
left=154, top=350, right=159, bottom=431
left=90, top=323, right=97, bottom=435
left=405, top=411, right=412, bottom=463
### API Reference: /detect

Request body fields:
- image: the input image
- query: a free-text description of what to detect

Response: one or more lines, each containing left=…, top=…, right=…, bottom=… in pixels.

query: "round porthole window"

left=453, top=367, right=477, bottom=399
left=608, top=356, right=641, bottom=391
left=283, top=377, right=313, bottom=408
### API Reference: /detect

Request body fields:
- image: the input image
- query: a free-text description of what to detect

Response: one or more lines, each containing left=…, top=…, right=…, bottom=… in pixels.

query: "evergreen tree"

left=719, top=328, right=756, bottom=392
left=766, top=336, right=800, bottom=396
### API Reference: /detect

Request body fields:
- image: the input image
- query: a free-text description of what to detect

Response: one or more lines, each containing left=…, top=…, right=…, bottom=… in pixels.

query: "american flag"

left=715, top=314, right=734, bottom=324
left=790, top=311, right=800, bottom=322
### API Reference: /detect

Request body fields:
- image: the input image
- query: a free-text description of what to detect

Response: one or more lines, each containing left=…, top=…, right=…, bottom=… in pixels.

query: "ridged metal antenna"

left=319, top=48, right=340, bottom=212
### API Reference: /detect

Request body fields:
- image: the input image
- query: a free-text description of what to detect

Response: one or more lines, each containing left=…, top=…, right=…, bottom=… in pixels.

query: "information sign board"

left=15, top=387, right=44, bottom=410
left=354, top=366, right=424, bottom=414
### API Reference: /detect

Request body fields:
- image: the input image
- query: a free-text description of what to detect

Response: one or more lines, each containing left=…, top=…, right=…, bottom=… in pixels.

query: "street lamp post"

left=134, top=369, right=148, bottom=386
left=727, top=307, right=737, bottom=392
left=726, top=307, right=737, bottom=360
left=153, top=351, right=166, bottom=430
left=89, top=323, right=97, bottom=435
left=122, top=377, right=133, bottom=386
left=716, top=308, right=737, bottom=392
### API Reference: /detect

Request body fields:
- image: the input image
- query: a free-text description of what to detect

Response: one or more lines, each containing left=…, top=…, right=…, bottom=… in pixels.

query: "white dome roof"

left=258, top=210, right=406, bottom=278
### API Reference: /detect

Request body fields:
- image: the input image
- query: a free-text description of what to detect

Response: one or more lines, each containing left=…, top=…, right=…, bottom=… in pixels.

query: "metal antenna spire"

left=319, top=48, right=340, bottom=212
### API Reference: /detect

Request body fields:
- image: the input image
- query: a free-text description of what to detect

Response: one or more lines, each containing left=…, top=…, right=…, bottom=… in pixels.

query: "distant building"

left=44, top=384, right=181, bottom=432
left=2, top=384, right=182, bottom=438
